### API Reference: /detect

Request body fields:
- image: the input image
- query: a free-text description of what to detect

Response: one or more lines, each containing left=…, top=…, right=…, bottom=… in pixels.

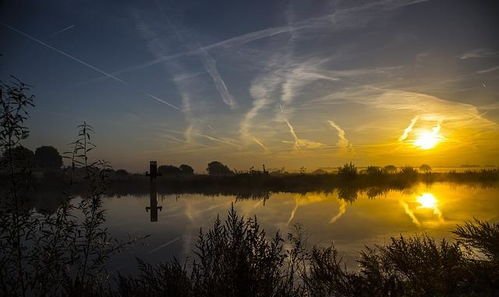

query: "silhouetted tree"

left=115, top=169, right=128, bottom=176
left=179, top=164, right=194, bottom=176
left=312, top=169, right=327, bottom=175
left=34, top=145, right=62, bottom=169
left=399, top=166, right=418, bottom=178
left=338, top=162, right=357, bottom=180
left=158, top=165, right=181, bottom=176
left=383, top=165, right=397, bottom=174
left=419, top=164, right=432, bottom=174
left=366, top=166, right=382, bottom=176
left=1, top=145, right=34, bottom=170
left=207, top=161, right=233, bottom=176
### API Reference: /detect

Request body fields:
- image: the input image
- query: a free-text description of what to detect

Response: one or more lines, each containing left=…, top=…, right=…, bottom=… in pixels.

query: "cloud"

left=460, top=48, right=499, bottom=60
left=398, top=115, right=419, bottom=141
left=252, top=137, right=269, bottom=152
left=198, top=49, right=236, bottom=108
left=284, top=119, right=324, bottom=150
left=328, top=120, right=351, bottom=149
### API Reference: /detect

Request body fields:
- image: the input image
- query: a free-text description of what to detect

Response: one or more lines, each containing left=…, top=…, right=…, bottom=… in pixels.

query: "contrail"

left=328, top=120, right=350, bottom=148
left=198, top=49, right=236, bottom=108
left=2, top=24, right=180, bottom=111
left=51, top=24, right=75, bottom=37
left=252, top=137, right=269, bottom=152
left=399, top=115, right=419, bottom=141
left=284, top=119, right=300, bottom=150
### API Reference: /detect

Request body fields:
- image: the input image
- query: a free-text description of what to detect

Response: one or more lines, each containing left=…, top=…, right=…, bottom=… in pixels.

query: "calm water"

left=102, top=182, right=499, bottom=273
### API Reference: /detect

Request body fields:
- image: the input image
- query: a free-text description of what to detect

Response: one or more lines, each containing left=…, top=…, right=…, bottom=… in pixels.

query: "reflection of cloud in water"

left=399, top=199, right=421, bottom=226
left=330, top=199, right=347, bottom=223
left=147, top=236, right=181, bottom=255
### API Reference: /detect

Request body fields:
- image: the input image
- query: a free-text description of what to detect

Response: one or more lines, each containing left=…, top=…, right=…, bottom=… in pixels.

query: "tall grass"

left=117, top=208, right=498, bottom=297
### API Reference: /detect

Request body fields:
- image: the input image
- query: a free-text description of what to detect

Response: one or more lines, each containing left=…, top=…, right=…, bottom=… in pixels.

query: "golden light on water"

left=417, top=193, right=437, bottom=209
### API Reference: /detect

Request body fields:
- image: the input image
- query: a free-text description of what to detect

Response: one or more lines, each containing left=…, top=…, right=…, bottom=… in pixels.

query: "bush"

left=338, top=162, right=358, bottom=180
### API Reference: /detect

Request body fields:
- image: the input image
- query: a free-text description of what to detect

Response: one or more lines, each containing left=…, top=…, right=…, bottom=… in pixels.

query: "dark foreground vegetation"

left=2, top=78, right=498, bottom=296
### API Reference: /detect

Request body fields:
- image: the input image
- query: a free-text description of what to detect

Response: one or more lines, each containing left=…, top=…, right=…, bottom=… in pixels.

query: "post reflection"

left=146, top=179, right=162, bottom=222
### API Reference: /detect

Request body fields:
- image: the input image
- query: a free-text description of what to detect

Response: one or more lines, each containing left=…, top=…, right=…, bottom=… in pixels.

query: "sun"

left=414, top=126, right=442, bottom=150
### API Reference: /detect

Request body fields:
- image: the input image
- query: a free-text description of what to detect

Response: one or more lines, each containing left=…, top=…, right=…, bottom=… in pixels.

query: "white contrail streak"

left=51, top=25, right=75, bottom=36
left=328, top=120, right=350, bottom=148
left=252, top=137, right=269, bottom=152
left=198, top=49, right=236, bottom=108
left=399, top=116, right=419, bottom=141
left=285, top=119, right=300, bottom=150
left=3, top=24, right=180, bottom=111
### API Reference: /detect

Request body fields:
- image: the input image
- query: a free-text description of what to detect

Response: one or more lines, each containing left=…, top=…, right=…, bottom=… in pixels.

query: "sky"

left=1, top=0, right=498, bottom=172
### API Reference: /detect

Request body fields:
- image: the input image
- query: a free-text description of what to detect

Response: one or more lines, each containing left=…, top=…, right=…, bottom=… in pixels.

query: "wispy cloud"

left=460, top=48, right=499, bottom=60
left=398, top=115, right=419, bottom=141
left=328, top=120, right=351, bottom=149
left=252, top=137, right=269, bottom=152
left=284, top=119, right=324, bottom=150
left=198, top=49, right=236, bottom=108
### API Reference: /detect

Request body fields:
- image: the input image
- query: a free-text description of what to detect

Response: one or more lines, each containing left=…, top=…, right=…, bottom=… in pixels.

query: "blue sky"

left=1, top=0, right=498, bottom=172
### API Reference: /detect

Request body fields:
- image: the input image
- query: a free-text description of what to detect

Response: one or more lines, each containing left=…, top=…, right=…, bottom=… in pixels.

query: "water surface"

left=102, top=182, right=498, bottom=272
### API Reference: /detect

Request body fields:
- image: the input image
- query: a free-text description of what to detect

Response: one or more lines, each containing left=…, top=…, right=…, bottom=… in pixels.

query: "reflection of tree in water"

left=337, top=186, right=358, bottom=202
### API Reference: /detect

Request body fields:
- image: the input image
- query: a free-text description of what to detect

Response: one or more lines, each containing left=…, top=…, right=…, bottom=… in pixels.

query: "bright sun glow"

left=417, top=193, right=437, bottom=209
left=414, top=126, right=442, bottom=149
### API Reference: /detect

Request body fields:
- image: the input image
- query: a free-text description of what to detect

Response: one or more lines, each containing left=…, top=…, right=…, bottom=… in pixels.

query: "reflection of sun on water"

left=417, top=193, right=437, bottom=209
left=400, top=192, right=445, bottom=226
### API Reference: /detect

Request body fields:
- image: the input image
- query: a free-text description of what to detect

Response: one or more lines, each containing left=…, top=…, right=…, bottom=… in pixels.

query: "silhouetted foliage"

left=399, top=166, right=418, bottom=179
left=419, top=164, right=432, bottom=174
left=158, top=165, right=181, bottom=176
left=34, top=145, right=62, bottom=169
left=366, top=166, right=382, bottom=177
left=118, top=211, right=499, bottom=297
left=338, top=162, right=358, bottom=180
left=179, top=164, right=194, bottom=176
left=383, top=165, right=397, bottom=174
left=207, top=161, right=234, bottom=176
left=0, top=145, right=34, bottom=170
left=116, top=169, right=129, bottom=176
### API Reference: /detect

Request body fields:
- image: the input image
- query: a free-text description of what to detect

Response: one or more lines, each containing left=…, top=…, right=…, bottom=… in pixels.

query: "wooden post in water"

left=148, top=161, right=158, bottom=181
left=145, top=161, right=162, bottom=222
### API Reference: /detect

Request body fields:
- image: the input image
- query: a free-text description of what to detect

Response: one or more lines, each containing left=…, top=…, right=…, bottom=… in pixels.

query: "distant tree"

left=399, top=166, right=418, bottom=177
left=312, top=169, right=327, bottom=175
left=34, top=146, right=62, bottom=169
left=383, top=165, right=397, bottom=174
left=115, top=169, right=129, bottom=176
left=207, top=161, right=233, bottom=176
left=299, top=167, right=307, bottom=174
left=419, top=164, right=432, bottom=174
left=338, top=162, right=357, bottom=179
left=158, top=165, right=181, bottom=176
left=366, top=166, right=382, bottom=176
left=179, top=164, right=194, bottom=176
left=1, top=145, right=34, bottom=169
